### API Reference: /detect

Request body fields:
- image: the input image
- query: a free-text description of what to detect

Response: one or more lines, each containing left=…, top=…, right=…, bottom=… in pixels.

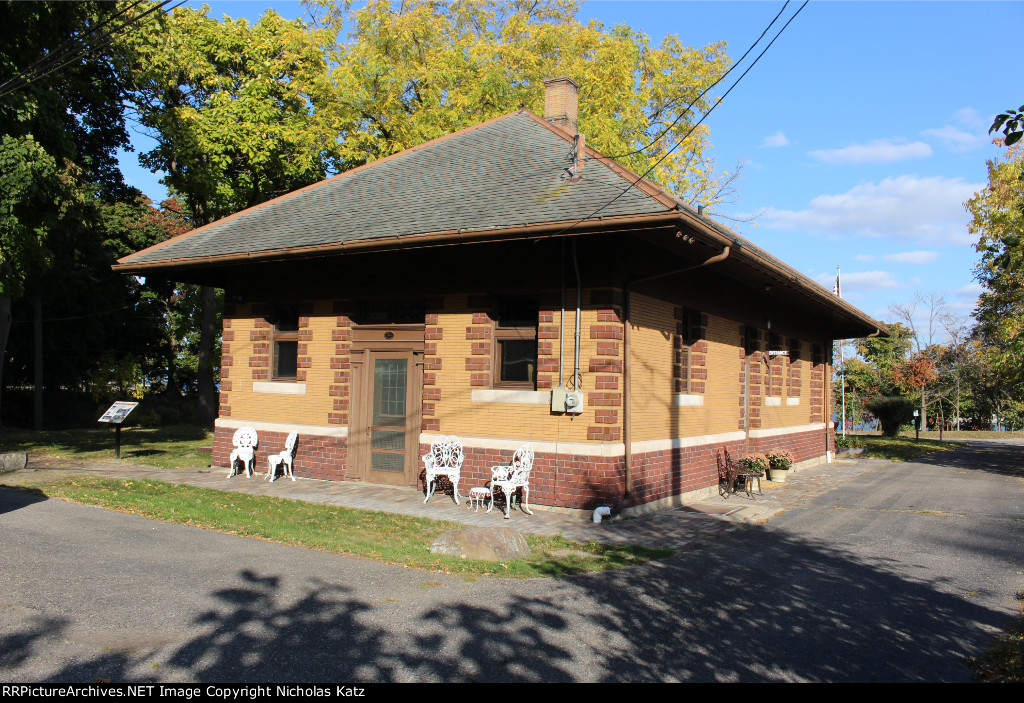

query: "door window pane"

left=372, top=359, right=407, bottom=426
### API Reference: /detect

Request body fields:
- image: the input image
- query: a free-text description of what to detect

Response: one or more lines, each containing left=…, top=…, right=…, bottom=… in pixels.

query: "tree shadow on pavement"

left=6, top=521, right=1015, bottom=683
left=0, top=485, right=47, bottom=516
left=913, top=440, right=1024, bottom=480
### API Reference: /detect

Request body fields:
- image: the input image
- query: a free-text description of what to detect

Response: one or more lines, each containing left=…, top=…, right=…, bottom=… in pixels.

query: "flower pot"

left=769, top=466, right=789, bottom=483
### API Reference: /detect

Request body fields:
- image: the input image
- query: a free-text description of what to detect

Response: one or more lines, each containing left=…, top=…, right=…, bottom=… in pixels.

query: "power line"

left=0, top=1, right=184, bottom=100
left=593, top=0, right=793, bottom=163
left=0, top=1, right=147, bottom=96
left=558, top=0, right=809, bottom=234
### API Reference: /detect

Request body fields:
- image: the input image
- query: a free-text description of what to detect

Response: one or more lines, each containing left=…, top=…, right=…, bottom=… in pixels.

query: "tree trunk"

left=33, top=296, right=43, bottom=431
left=0, top=295, right=10, bottom=428
left=196, top=285, right=218, bottom=425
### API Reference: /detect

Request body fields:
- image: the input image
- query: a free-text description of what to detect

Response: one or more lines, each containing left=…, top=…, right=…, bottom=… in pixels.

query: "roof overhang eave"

left=113, top=210, right=684, bottom=273
left=114, top=207, right=886, bottom=337
left=672, top=207, right=889, bottom=338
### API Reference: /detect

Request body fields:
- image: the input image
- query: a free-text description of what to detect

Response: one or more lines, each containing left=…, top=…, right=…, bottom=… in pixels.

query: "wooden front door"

left=351, top=348, right=423, bottom=486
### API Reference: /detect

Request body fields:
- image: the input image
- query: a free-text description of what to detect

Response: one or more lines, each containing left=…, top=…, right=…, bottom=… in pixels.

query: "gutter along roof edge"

left=111, top=210, right=682, bottom=271
left=115, top=204, right=884, bottom=335
left=673, top=206, right=889, bottom=336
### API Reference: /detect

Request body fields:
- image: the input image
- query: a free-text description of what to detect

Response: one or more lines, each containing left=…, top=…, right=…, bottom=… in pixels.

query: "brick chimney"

left=543, top=76, right=579, bottom=134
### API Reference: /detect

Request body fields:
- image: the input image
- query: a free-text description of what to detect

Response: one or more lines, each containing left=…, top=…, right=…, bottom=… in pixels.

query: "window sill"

left=253, top=381, right=306, bottom=395
left=471, top=389, right=549, bottom=405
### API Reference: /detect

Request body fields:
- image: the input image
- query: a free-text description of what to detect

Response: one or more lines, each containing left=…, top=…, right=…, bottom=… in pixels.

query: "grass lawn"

left=0, top=471, right=671, bottom=579
left=968, top=594, right=1024, bottom=682
left=0, top=425, right=213, bottom=470
left=838, top=434, right=969, bottom=462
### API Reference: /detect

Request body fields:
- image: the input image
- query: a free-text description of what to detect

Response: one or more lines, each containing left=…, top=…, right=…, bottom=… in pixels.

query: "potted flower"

left=765, top=448, right=793, bottom=482
left=737, top=452, right=769, bottom=476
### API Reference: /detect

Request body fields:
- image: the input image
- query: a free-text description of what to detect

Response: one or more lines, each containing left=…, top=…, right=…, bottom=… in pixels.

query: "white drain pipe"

left=593, top=506, right=612, bottom=523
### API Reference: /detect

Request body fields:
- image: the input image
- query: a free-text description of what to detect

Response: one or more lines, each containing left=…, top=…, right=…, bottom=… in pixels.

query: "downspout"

left=622, top=244, right=731, bottom=499
left=573, top=240, right=582, bottom=392
left=560, top=239, right=566, bottom=387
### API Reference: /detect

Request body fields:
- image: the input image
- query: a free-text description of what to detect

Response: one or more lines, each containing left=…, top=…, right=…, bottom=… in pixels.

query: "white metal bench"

left=227, top=427, right=258, bottom=478
left=488, top=444, right=535, bottom=519
left=422, top=435, right=464, bottom=505
left=266, top=431, right=298, bottom=482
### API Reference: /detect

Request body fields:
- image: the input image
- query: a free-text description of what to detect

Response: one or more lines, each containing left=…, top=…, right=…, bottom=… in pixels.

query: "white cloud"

left=761, top=131, right=789, bottom=148
left=921, top=108, right=989, bottom=152
left=883, top=250, right=940, bottom=265
left=953, top=108, right=985, bottom=128
left=760, top=175, right=983, bottom=246
left=814, top=270, right=900, bottom=292
left=808, top=139, right=932, bottom=165
left=921, top=125, right=988, bottom=152
left=950, top=282, right=984, bottom=311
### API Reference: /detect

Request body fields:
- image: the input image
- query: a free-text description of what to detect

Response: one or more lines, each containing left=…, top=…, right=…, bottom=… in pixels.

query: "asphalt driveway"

left=1, top=440, right=1022, bottom=682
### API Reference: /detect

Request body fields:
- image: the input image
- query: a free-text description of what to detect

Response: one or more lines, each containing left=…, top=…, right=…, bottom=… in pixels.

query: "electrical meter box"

left=551, top=386, right=585, bottom=414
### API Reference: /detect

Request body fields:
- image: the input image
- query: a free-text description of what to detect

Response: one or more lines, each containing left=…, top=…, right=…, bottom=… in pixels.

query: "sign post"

left=97, top=402, right=139, bottom=459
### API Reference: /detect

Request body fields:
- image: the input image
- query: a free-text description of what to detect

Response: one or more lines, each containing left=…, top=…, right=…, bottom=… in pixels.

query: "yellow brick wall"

left=430, top=295, right=605, bottom=443
left=629, top=294, right=742, bottom=441
left=220, top=295, right=831, bottom=442
left=704, top=315, right=745, bottom=435
left=224, top=301, right=337, bottom=426
left=759, top=340, right=810, bottom=429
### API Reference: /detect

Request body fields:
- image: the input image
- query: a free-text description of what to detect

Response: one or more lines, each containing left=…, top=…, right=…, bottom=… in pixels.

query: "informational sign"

left=98, top=401, right=138, bottom=425
left=768, top=350, right=789, bottom=357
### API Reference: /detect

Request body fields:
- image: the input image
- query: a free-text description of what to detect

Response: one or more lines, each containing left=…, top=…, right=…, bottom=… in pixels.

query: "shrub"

left=835, top=435, right=862, bottom=450
left=865, top=396, right=916, bottom=437
left=765, top=448, right=793, bottom=468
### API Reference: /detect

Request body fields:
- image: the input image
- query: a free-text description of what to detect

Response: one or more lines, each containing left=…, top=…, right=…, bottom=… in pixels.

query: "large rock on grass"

left=429, top=526, right=531, bottom=561
left=0, top=453, right=27, bottom=471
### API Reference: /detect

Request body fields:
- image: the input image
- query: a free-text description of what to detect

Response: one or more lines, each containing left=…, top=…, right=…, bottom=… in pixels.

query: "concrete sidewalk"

left=13, top=454, right=885, bottom=549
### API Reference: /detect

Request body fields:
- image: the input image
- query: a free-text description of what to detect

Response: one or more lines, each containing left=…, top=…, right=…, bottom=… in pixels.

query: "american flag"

left=832, top=266, right=841, bottom=298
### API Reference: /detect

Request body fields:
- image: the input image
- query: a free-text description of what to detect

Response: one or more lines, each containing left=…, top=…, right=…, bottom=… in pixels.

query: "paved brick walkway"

left=15, top=455, right=886, bottom=550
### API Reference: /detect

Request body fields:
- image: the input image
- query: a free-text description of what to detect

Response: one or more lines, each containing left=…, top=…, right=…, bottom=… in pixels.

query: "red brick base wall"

left=420, top=427, right=830, bottom=511
left=214, top=425, right=828, bottom=510
left=213, top=425, right=348, bottom=482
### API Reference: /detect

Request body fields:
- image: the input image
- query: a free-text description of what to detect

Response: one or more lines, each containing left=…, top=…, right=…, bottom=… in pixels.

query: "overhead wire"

left=592, top=0, right=793, bottom=162
left=544, top=0, right=809, bottom=238
left=0, top=1, right=147, bottom=97
left=0, top=0, right=183, bottom=99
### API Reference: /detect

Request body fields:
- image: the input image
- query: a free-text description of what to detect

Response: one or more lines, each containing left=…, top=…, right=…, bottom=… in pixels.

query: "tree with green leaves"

left=0, top=1, right=135, bottom=426
left=122, top=4, right=340, bottom=423
left=968, top=144, right=1024, bottom=390
left=990, top=105, right=1024, bottom=147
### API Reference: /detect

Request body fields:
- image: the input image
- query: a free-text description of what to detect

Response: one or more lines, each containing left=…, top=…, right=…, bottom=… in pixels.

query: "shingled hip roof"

left=115, top=108, right=885, bottom=337
left=116, top=110, right=671, bottom=268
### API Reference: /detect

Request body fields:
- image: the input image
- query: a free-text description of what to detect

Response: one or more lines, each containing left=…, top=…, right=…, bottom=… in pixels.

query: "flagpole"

left=838, top=264, right=846, bottom=440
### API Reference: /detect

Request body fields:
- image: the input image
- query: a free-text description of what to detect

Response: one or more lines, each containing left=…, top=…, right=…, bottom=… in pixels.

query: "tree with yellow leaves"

left=316, top=0, right=734, bottom=208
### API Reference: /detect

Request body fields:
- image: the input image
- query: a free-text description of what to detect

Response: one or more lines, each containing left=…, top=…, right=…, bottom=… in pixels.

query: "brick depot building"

left=116, top=78, right=885, bottom=516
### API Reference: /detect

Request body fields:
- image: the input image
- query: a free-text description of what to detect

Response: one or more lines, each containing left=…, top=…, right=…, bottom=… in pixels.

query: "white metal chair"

left=488, top=444, right=535, bottom=519
left=227, top=427, right=258, bottom=478
left=266, top=431, right=298, bottom=482
left=422, top=435, right=464, bottom=505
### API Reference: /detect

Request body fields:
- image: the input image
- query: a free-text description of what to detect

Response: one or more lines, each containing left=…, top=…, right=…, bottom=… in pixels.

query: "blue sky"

left=119, top=1, right=1024, bottom=335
